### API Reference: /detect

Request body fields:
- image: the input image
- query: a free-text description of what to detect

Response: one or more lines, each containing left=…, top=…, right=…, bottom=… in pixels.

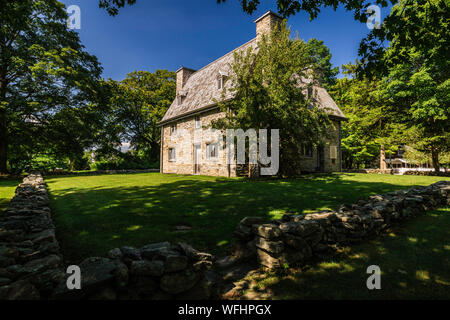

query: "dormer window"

left=177, top=90, right=188, bottom=105
left=217, top=76, right=224, bottom=90
left=217, top=70, right=229, bottom=90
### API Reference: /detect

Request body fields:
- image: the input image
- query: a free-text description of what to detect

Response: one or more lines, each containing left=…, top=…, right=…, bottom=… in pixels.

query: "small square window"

left=168, top=148, right=176, bottom=161
left=195, top=116, right=201, bottom=129
left=206, top=143, right=218, bottom=160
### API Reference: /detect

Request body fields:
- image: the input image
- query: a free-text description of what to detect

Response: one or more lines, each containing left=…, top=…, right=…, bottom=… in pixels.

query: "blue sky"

left=60, top=0, right=391, bottom=80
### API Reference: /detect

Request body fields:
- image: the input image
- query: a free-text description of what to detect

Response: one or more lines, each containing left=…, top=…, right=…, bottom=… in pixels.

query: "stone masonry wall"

left=162, top=110, right=342, bottom=176
left=233, top=181, right=450, bottom=269
left=162, top=109, right=237, bottom=177
left=0, top=173, right=65, bottom=299
left=52, top=242, right=216, bottom=300
left=299, top=119, right=341, bottom=173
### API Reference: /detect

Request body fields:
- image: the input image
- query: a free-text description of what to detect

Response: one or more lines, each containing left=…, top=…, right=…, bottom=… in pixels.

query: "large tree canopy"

left=329, top=62, right=403, bottom=169
left=100, top=0, right=394, bottom=21
left=212, top=22, right=334, bottom=176
left=360, top=0, right=449, bottom=171
left=217, top=0, right=394, bottom=20
left=0, top=0, right=102, bottom=173
left=102, top=70, right=176, bottom=161
left=99, top=0, right=136, bottom=16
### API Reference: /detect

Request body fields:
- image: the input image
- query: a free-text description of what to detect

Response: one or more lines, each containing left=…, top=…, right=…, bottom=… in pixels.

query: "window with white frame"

left=206, top=143, right=218, bottom=160
left=170, top=123, right=177, bottom=135
left=217, top=71, right=228, bottom=90
left=168, top=148, right=176, bottom=161
left=195, top=116, right=201, bottom=129
left=301, top=143, right=313, bottom=158
left=217, top=76, right=224, bottom=90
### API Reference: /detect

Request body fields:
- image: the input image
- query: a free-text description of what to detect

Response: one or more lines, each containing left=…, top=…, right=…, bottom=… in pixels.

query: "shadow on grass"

left=240, top=208, right=450, bottom=300
left=44, top=173, right=448, bottom=264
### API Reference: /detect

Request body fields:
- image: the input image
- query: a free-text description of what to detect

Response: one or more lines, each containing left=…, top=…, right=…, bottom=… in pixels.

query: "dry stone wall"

left=403, top=171, right=449, bottom=177
left=52, top=242, right=216, bottom=300
left=46, top=169, right=159, bottom=176
left=234, top=181, right=450, bottom=269
left=0, top=173, right=65, bottom=299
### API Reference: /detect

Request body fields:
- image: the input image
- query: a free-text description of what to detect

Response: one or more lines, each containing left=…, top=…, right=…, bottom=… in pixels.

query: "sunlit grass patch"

left=0, top=179, right=20, bottom=211
left=45, top=172, right=449, bottom=267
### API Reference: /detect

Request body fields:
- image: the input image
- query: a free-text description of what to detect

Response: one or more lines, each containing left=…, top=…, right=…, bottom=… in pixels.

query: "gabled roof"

left=161, top=38, right=258, bottom=124
left=160, top=38, right=346, bottom=124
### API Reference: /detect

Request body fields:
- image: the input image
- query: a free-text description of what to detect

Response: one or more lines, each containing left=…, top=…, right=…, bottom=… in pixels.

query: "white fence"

left=393, top=167, right=448, bottom=175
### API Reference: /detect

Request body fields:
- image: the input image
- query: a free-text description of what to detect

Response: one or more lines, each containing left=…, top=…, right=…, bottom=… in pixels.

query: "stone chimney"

left=176, top=67, right=196, bottom=94
left=255, top=11, right=283, bottom=42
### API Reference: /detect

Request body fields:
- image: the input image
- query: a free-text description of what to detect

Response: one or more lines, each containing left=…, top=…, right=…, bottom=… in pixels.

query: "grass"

left=44, top=172, right=449, bottom=264
left=0, top=179, right=19, bottom=211
left=238, top=207, right=450, bottom=300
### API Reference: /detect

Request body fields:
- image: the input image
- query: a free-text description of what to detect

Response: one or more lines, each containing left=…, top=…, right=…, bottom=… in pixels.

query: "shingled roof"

left=160, top=21, right=346, bottom=124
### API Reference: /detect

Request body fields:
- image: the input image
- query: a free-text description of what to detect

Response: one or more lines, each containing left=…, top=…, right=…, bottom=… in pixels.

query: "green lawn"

left=0, top=179, right=19, bottom=211
left=238, top=207, right=450, bottom=300
left=45, top=172, right=450, bottom=264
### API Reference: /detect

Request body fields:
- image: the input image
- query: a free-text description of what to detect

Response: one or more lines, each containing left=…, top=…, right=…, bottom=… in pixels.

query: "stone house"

left=159, top=11, right=347, bottom=177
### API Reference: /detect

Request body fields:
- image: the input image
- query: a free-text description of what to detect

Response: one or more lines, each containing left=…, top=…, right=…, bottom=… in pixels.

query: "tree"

left=218, top=0, right=394, bottom=20
left=212, top=21, right=333, bottom=176
left=304, top=38, right=338, bottom=90
left=329, top=62, right=399, bottom=169
left=99, top=0, right=136, bottom=16
left=0, top=0, right=102, bottom=173
left=360, top=0, right=449, bottom=171
left=99, top=0, right=393, bottom=20
left=106, top=70, right=176, bottom=161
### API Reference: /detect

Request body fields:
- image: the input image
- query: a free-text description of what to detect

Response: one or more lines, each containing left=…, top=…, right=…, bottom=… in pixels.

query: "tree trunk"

left=0, top=71, right=8, bottom=174
left=431, top=148, right=440, bottom=172
left=380, top=145, right=387, bottom=170
left=68, top=158, right=73, bottom=171
left=0, top=107, right=7, bottom=173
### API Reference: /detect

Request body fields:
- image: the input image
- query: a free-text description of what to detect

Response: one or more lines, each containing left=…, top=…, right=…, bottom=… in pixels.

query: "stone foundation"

left=233, top=181, right=450, bottom=269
